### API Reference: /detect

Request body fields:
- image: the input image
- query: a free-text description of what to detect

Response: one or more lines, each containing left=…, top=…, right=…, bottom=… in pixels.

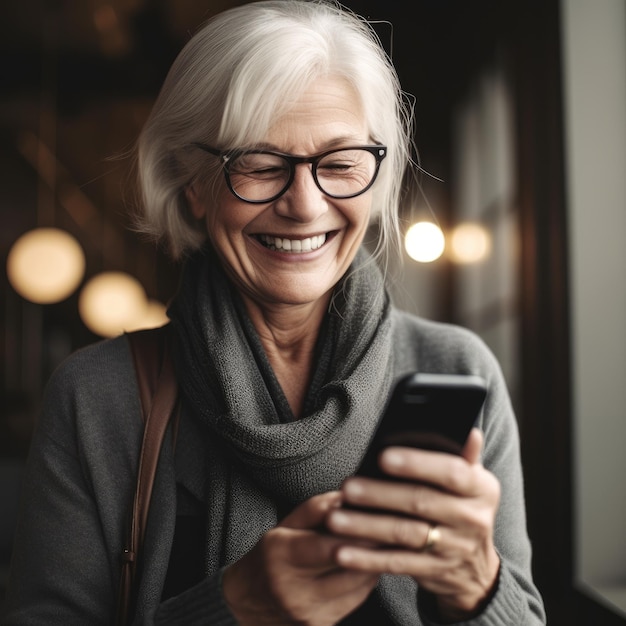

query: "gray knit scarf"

left=168, top=245, right=420, bottom=624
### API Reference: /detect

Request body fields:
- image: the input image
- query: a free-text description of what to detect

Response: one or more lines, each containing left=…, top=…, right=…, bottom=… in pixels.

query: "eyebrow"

left=245, top=136, right=371, bottom=154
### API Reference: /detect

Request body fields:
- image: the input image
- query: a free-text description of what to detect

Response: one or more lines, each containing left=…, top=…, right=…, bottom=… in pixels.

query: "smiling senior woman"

left=2, top=1, right=546, bottom=625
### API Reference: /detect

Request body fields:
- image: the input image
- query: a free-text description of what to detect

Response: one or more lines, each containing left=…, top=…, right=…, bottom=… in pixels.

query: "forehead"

left=264, top=76, right=368, bottom=152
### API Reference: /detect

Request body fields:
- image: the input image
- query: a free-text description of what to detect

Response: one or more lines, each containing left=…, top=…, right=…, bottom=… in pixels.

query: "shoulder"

left=39, top=334, right=143, bottom=447
left=46, top=334, right=135, bottom=403
left=390, top=308, right=499, bottom=377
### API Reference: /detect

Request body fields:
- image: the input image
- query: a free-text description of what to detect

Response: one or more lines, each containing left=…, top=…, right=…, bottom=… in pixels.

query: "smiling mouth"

left=256, top=233, right=329, bottom=253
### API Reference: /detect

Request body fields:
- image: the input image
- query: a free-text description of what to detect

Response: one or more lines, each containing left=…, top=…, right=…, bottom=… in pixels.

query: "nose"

left=273, top=163, right=328, bottom=222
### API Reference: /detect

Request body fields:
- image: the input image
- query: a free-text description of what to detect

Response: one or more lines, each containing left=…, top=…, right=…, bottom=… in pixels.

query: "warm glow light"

left=450, top=223, right=492, bottom=264
left=405, top=221, right=445, bottom=263
left=124, top=299, right=170, bottom=332
left=79, top=272, right=148, bottom=338
left=6, top=227, right=85, bottom=303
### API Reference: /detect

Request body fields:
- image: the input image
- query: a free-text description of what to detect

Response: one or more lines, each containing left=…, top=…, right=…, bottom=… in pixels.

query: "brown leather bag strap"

left=116, top=324, right=179, bottom=626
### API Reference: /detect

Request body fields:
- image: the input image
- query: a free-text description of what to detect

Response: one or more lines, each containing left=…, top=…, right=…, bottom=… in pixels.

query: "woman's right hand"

left=222, top=491, right=379, bottom=626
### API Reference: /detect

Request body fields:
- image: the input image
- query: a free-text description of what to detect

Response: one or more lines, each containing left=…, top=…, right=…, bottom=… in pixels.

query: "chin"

left=264, top=282, right=334, bottom=308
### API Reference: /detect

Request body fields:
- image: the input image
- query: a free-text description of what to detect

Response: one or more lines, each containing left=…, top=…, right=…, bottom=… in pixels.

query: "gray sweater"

left=2, top=309, right=546, bottom=625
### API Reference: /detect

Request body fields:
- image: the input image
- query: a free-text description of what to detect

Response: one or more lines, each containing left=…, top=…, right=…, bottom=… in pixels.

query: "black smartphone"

left=355, top=372, right=487, bottom=479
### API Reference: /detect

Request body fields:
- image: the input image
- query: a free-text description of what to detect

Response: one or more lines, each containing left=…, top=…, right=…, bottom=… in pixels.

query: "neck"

left=240, top=294, right=330, bottom=418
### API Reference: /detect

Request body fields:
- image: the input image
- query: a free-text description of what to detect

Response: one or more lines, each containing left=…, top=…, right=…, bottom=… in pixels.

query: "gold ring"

left=423, top=524, right=441, bottom=551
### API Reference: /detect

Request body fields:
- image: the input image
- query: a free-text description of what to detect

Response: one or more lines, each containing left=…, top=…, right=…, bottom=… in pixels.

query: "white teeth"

left=259, top=234, right=327, bottom=252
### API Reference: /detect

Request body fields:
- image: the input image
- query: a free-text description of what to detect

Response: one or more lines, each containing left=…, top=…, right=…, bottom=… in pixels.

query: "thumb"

left=462, top=427, right=484, bottom=465
left=279, top=491, right=343, bottom=530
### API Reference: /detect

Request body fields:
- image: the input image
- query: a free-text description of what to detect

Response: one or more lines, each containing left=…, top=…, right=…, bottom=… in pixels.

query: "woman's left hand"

left=325, top=427, right=501, bottom=622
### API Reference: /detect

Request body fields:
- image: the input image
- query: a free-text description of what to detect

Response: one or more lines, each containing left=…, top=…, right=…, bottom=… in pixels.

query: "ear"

left=185, top=185, right=206, bottom=219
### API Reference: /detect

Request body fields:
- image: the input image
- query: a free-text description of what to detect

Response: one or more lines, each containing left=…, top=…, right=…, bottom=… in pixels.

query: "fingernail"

left=329, top=511, right=350, bottom=527
left=336, top=547, right=355, bottom=565
left=325, top=491, right=343, bottom=508
left=382, top=449, right=404, bottom=468
left=343, top=479, right=365, bottom=498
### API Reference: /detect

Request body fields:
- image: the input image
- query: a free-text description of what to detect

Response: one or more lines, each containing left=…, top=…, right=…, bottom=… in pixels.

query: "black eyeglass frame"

left=192, top=143, right=387, bottom=204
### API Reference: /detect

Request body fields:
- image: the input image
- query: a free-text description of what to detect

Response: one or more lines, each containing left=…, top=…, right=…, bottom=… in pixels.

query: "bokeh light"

left=405, top=221, right=446, bottom=263
left=79, top=271, right=148, bottom=337
left=450, top=222, right=492, bottom=264
left=6, top=227, right=86, bottom=304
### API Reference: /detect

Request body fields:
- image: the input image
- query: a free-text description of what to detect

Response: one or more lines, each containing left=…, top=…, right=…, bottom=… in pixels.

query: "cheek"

left=204, top=201, right=253, bottom=247
left=344, top=196, right=372, bottom=230
left=205, top=211, right=231, bottom=244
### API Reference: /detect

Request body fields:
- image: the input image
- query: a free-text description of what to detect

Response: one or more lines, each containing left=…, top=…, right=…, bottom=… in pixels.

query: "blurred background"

left=1, top=1, right=624, bottom=624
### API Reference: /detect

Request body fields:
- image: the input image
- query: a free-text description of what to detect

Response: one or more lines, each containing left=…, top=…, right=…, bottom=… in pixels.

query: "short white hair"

left=135, top=0, right=414, bottom=266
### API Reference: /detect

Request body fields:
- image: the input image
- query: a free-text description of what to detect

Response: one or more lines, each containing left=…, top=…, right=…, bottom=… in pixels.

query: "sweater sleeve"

left=2, top=341, right=137, bottom=624
left=405, top=320, right=547, bottom=625
left=1, top=339, right=243, bottom=626
left=468, top=343, right=546, bottom=625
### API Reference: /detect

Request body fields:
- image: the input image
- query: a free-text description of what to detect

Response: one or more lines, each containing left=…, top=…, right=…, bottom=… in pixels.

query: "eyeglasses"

left=192, top=143, right=387, bottom=204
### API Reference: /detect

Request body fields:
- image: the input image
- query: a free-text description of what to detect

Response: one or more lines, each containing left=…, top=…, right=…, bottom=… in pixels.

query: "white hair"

left=135, top=0, right=415, bottom=267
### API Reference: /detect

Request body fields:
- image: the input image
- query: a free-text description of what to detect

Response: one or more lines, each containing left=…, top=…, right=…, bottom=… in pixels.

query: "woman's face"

left=188, top=76, right=375, bottom=310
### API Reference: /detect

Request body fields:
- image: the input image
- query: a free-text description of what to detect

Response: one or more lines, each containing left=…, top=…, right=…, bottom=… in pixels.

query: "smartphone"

left=355, top=372, right=487, bottom=479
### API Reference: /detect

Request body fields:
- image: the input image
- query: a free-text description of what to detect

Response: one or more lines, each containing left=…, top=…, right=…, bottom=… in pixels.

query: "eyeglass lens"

left=227, top=148, right=379, bottom=202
